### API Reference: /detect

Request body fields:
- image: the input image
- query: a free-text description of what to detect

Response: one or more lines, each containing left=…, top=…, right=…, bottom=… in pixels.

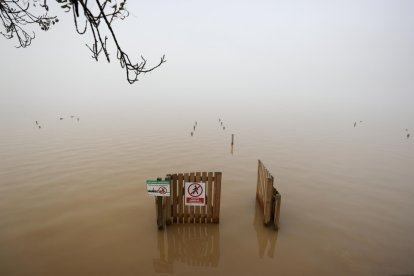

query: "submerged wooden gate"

left=156, top=172, right=222, bottom=229
left=256, top=160, right=281, bottom=229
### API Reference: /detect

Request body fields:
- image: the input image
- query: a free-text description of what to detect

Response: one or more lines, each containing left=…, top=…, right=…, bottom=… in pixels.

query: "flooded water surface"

left=1, top=102, right=413, bottom=276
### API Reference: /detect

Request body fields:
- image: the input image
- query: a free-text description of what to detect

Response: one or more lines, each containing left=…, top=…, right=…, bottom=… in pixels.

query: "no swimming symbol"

left=188, top=183, right=203, bottom=197
left=157, top=186, right=168, bottom=195
left=185, top=181, right=206, bottom=206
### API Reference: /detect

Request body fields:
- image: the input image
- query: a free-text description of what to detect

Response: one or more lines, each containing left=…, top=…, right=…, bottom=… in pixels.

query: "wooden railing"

left=256, top=160, right=281, bottom=229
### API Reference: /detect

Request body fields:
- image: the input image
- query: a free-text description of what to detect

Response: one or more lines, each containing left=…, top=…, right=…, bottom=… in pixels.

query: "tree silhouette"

left=0, top=0, right=166, bottom=84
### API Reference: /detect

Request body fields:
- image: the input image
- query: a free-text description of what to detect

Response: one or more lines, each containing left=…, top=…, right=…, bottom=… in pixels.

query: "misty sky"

left=1, top=0, right=413, bottom=126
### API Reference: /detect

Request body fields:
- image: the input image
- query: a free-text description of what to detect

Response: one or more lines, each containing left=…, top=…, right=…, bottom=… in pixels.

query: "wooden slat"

left=189, top=172, right=195, bottom=223
left=258, top=161, right=264, bottom=208
left=178, top=173, right=184, bottom=223
left=258, top=161, right=261, bottom=203
left=171, top=174, right=178, bottom=223
left=165, top=175, right=172, bottom=225
left=195, top=172, right=202, bottom=223
left=201, top=172, right=207, bottom=223
left=264, top=170, right=267, bottom=195
left=207, top=172, right=213, bottom=223
left=260, top=162, right=265, bottom=207
left=183, top=173, right=190, bottom=223
left=264, top=177, right=273, bottom=224
left=256, top=160, right=261, bottom=199
left=213, top=172, right=222, bottom=223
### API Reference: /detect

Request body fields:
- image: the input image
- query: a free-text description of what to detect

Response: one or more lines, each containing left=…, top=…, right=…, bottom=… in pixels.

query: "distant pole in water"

left=35, top=121, right=38, bottom=125
left=195, top=121, right=197, bottom=126
left=77, top=118, right=79, bottom=122
left=231, top=134, right=234, bottom=145
left=408, top=133, right=411, bottom=139
left=193, top=125, right=195, bottom=131
left=354, top=122, right=356, bottom=127
left=221, top=122, right=223, bottom=126
left=60, top=117, right=64, bottom=120
left=223, top=126, right=225, bottom=130
left=191, top=131, right=193, bottom=136
left=38, top=125, right=41, bottom=129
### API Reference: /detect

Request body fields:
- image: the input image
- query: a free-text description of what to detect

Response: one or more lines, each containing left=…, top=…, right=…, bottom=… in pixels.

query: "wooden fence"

left=156, top=172, right=222, bottom=229
left=256, top=160, right=281, bottom=229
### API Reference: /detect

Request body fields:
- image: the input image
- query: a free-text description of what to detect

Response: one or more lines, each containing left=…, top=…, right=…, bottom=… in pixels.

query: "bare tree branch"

left=0, top=0, right=165, bottom=84
left=0, top=0, right=58, bottom=48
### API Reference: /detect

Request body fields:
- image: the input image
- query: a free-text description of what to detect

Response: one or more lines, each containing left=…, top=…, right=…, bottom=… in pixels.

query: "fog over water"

left=1, top=1, right=414, bottom=275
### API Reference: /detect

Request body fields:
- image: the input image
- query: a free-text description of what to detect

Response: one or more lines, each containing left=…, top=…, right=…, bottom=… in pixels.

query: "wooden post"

left=156, top=196, right=164, bottom=229
left=274, top=193, right=281, bottom=230
left=156, top=177, right=167, bottom=230
left=231, top=134, right=234, bottom=145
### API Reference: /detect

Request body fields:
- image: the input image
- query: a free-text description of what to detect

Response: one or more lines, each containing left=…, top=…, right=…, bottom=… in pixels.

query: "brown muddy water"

left=1, top=107, right=414, bottom=276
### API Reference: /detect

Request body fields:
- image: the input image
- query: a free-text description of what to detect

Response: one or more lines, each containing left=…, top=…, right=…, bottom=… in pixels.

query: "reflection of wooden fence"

left=253, top=201, right=278, bottom=258
left=153, top=224, right=220, bottom=273
left=256, top=160, right=281, bottom=229
left=156, top=172, right=222, bottom=229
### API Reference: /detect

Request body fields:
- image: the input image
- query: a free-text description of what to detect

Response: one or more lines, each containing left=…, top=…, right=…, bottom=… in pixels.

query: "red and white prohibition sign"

left=157, top=186, right=168, bottom=195
left=188, top=183, right=203, bottom=197
left=185, top=182, right=206, bottom=206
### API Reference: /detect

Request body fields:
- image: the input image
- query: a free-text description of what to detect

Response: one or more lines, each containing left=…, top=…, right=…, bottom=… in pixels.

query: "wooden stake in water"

left=156, top=177, right=165, bottom=230
left=231, top=134, right=234, bottom=145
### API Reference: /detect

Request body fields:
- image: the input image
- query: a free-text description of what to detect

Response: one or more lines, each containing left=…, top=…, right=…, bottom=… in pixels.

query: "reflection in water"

left=153, top=224, right=220, bottom=273
left=253, top=202, right=278, bottom=258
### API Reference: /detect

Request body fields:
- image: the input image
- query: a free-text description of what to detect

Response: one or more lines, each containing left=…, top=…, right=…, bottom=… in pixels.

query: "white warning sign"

left=146, top=180, right=170, bottom=196
left=185, top=182, right=206, bottom=206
